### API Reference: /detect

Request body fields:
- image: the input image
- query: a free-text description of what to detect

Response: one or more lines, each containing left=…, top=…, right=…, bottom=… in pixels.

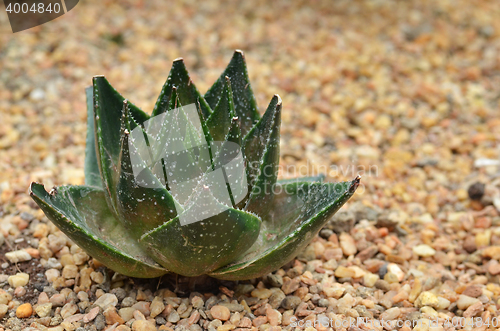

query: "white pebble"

left=5, top=250, right=32, bottom=263
left=8, top=273, right=29, bottom=287
left=413, top=244, right=436, bottom=257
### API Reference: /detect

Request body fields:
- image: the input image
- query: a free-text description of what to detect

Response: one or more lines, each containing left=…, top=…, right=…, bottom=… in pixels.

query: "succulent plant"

left=30, top=50, right=359, bottom=280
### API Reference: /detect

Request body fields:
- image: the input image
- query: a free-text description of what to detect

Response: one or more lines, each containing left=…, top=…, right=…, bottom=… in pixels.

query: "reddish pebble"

left=24, top=248, right=40, bottom=259
left=83, top=306, right=99, bottom=323
left=14, top=287, right=26, bottom=297
left=379, top=227, right=389, bottom=237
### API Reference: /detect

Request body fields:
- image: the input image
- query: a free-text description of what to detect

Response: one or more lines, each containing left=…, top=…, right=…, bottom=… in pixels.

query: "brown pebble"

left=136, top=289, right=148, bottom=301
left=266, top=307, right=282, bottom=326
left=238, top=317, right=252, bottom=328
left=16, top=303, right=33, bottom=318
left=487, top=261, right=500, bottom=275
left=357, top=246, right=379, bottom=261
left=116, top=325, right=133, bottom=331
left=133, top=309, right=146, bottom=320
left=132, top=301, right=150, bottom=316
left=386, top=254, right=406, bottom=264
left=252, top=315, right=268, bottom=327
left=374, top=279, right=391, bottom=291
left=210, top=305, right=230, bottom=321
left=218, top=325, right=236, bottom=331
left=282, top=278, right=300, bottom=294
left=463, top=301, right=484, bottom=318
left=462, top=285, right=482, bottom=298
left=463, top=236, right=477, bottom=253
left=83, top=306, right=100, bottom=323
left=14, top=286, right=26, bottom=297
left=64, top=313, right=84, bottom=323
left=323, top=248, right=343, bottom=261
left=104, top=306, right=125, bottom=325
left=38, top=292, right=50, bottom=305
left=188, top=310, right=201, bottom=325
left=50, top=293, right=66, bottom=307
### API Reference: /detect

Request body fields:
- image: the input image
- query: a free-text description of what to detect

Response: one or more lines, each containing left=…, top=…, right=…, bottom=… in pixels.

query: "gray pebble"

left=205, top=296, right=218, bottom=310
left=266, top=274, right=283, bottom=287
left=268, top=290, right=285, bottom=309
left=189, top=324, right=202, bottom=331
left=319, top=228, right=334, bottom=239
left=110, top=288, right=127, bottom=301
left=281, top=296, right=301, bottom=310
left=318, top=299, right=330, bottom=307
left=168, top=310, right=180, bottom=323
left=20, top=212, right=35, bottom=221
left=156, top=316, right=167, bottom=325
left=94, top=313, right=105, bottom=330
left=121, top=297, right=135, bottom=307
left=354, top=305, right=372, bottom=318
left=327, top=210, right=355, bottom=233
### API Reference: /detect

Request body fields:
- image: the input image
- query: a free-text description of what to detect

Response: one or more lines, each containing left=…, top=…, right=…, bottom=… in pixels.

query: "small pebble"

left=150, top=296, right=165, bottom=318
left=413, top=244, right=436, bottom=257
left=5, top=250, right=32, bottom=263
left=8, top=272, right=29, bottom=287
left=94, top=293, right=118, bottom=310
left=35, top=303, right=52, bottom=317
left=132, top=319, right=157, bottom=331
left=340, top=233, right=357, bottom=256
left=457, top=295, right=480, bottom=310
left=251, top=288, right=273, bottom=299
left=281, top=295, right=301, bottom=310
left=0, top=304, right=8, bottom=318
left=210, top=305, right=230, bottom=321
left=14, top=286, right=26, bottom=297
left=16, top=303, right=33, bottom=318
left=83, top=306, right=100, bottom=323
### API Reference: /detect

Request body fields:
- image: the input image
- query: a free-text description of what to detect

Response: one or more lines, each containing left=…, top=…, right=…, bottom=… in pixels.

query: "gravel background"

left=1, top=0, right=500, bottom=330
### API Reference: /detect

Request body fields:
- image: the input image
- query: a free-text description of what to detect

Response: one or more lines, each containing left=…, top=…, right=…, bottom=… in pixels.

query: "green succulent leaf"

left=92, top=76, right=149, bottom=214
left=139, top=186, right=261, bottom=276
left=115, top=103, right=180, bottom=237
left=205, top=50, right=260, bottom=136
left=151, top=58, right=212, bottom=119
left=206, top=77, right=236, bottom=142
left=241, top=95, right=281, bottom=215
left=29, top=183, right=167, bottom=278
left=277, top=174, right=325, bottom=185
left=211, top=117, right=242, bottom=167
left=209, top=177, right=360, bottom=280
left=84, top=86, right=102, bottom=188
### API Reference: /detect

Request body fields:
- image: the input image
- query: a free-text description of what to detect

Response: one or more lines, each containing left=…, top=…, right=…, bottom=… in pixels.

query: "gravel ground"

left=1, top=0, right=500, bottom=330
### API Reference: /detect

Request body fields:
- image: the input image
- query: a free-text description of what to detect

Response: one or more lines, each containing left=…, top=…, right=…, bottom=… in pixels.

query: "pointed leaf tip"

left=241, top=94, right=282, bottom=215
left=29, top=184, right=168, bottom=278
left=210, top=178, right=359, bottom=280
left=152, top=58, right=211, bottom=118
left=274, top=94, right=282, bottom=105
left=206, top=76, right=236, bottom=141
left=204, top=51, right=260, bottom=136
left=350, top=176, right=361, bottom=193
